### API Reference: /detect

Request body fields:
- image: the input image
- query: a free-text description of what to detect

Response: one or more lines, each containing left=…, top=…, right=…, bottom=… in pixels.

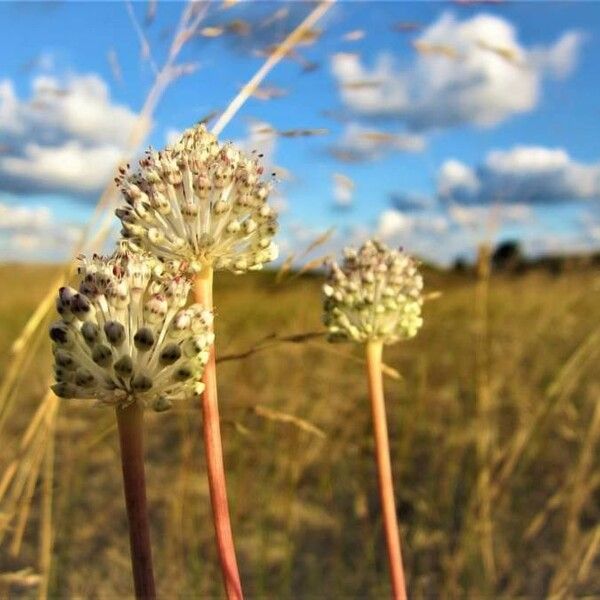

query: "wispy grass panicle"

left=323, top=239, right=424, bottom=600
left=49, top=246, right=214, bottom=599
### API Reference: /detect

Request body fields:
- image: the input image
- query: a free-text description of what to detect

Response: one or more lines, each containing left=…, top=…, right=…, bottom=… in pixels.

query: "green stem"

left=194, top=268, right=244, bottom=600
left=366, top=341, right=407, bottom=600
left=116, top=402, right=156, bottom=600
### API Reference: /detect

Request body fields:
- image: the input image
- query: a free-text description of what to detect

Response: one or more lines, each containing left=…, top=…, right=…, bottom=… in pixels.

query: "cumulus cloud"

left=437, top=146, right=600, bottom=205
left=0, top=202, right=52, bottom=229
left=0, top=73, right=138, bottom=197
left=331, top=12, right=584, bottom=131
left=329, top=122, right=425, bottom=162
left=332, top=173, right=354, bottom=207
left=0, top=200, right=81, bottom=259
left=376, top=208, right=449, bottom=239
left=377, top=209, right=414, bottom=238
left=447, top=203, right=533, bottom=228
left=389, top=191, right=433, bottom=212
left=237, top=120, right=278, bottom=170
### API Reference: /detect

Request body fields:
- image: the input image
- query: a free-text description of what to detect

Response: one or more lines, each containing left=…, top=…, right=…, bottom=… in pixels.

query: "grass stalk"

left=38, top=399, right=57, bottom=600
left=365, top=341, right=407, bottom=600
left=474, top=243, right=496, bottom=586
left=194, top=268, right=243, bottom=600
left=116, top=402, right=156, bottom=600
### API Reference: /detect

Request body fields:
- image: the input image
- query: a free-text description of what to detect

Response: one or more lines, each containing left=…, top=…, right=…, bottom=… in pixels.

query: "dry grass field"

left=1, top=263, right=599, bottom=598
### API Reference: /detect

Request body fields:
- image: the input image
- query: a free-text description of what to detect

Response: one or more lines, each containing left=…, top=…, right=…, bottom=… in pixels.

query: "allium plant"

left=114, top=123, right=280, bottom=599
left=323, top=240, right=424, bottom=600
left=49, top=247, right=213, bottom=599
left=115, top=123, right=278, bottom=276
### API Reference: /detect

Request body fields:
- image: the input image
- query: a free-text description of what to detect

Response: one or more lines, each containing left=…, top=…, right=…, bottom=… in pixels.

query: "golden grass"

left=0, top=264, right=599, bottom=597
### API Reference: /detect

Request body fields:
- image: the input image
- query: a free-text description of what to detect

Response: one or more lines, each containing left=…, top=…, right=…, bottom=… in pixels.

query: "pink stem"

left=194, top=269, right=244, bottom=600
left=366, top=341, right=408, bottom=600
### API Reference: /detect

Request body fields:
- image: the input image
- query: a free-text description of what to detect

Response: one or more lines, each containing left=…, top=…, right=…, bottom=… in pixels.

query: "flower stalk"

left=116, top=401, right=156, bottom=600
left=323, top=240, right=422, bottom=599
left=366, top=341, right=407, bottom=600
left=194, top=268, right=243, bottom=600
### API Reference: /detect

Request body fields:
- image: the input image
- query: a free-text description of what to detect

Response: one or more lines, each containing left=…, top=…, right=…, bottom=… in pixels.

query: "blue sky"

left=1, top=1, right=600, bottom=265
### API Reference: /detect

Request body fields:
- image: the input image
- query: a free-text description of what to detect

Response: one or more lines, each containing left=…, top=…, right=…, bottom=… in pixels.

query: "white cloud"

left=0, top=200, right=82, bottom=259
left=529, top=31, right=584, bottom=78
left=376, top=209, right=449, bottom=240
left=448, top=203, right=532, bottom=229
left=389, top=191, right=433, bottom=213
left=237, top=120, right=278, bottom=170
left=438, top=145, right=600, bottom=205
left=332, top=173, right=354, bottom=207
left=330, top=122, right=425, bottom=162
left=377, top=209, right=414, bottom=238
left=0, top=72, right=138, bottom=197
left=10, top=233, right=43, bottom=251
left=437, top=160, right=480, bottom=201
left=165, top=128, right=183, bottom=146
left=0, top=141, right=124, bottom=195
left=331, top=12, right=584, bottom=131
left=0, top=202, right=52, bottom=229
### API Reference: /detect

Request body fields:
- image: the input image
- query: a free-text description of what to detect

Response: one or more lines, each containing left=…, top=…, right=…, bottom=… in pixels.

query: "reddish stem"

left=116, top=401, right=156, bottom=600
left=366, top=341, right=408, bottom=600
left=194, top=269, right=244, bottom=600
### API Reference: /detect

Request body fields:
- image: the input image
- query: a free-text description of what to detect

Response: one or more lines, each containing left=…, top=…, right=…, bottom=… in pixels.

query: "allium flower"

left=115, top=123, right=278, bottom=275
left=323, top=240, right=424, bottom=345
left=49, top=248, right=214, bottom=411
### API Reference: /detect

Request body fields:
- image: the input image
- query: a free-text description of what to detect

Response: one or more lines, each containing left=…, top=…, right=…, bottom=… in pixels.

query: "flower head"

left=49, top=247, right=214, bottom=411
left=115, top=123, right=278, bottom=275
left=323, top=240, right=423, bottom=345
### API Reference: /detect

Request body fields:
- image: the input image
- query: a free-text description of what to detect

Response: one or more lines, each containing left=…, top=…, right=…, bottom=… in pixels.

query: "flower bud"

left=131, top=373, right=153, bottom=393
left=133, top=327, right=154, bottom=351
left=75, top=368, right=95, bottom=387
left=92, top=344, right=113, bottom=367
left=144, top=294, right=168, bottom=323
left=71, top=293, right=94, bottom=320
left=49, top=321, right=71, bottom=345
left=81, top=321, right=99, bottom=346
left=159, top=343, right=181, bottom=365
left=153, top=396, right=172, bottom=412
left=114, top=355, right=134, bottom=377
left=104, top=321, right=126, bottom=346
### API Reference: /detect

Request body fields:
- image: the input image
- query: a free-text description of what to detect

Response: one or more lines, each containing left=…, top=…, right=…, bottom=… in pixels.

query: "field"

left=0, top=263, right=599, bottom=598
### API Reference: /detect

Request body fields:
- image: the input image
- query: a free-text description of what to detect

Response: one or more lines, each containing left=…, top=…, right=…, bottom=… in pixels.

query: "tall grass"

left=1, top=265, right=599, bottom=597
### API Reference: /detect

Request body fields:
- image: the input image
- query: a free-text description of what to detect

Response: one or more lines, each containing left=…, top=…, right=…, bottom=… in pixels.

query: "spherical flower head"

left=115, top=123, right=279, bottom=275
left=49, top=248, right=214, bottom=411
left=323, top=240, right=423, bottom=345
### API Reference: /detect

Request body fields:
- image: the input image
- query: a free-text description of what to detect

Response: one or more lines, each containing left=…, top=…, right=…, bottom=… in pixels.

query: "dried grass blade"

left=211, top=0, right=335, bottom=136
left=253, top=405, right=326, bottom=439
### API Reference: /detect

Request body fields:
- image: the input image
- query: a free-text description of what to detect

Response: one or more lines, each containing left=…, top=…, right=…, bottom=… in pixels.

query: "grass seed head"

left=323, top=239, right=424, bottom=345
left=115, top=123, right=279, bottom=275
left=49, top=246, right=213, bottom=410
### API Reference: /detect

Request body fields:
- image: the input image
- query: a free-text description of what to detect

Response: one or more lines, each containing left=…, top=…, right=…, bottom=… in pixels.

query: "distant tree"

left=492, top=240, right=524, bottom=272
left=452, top=257, right=469, bottom=273
left=543, top=256, right=565, bottom=276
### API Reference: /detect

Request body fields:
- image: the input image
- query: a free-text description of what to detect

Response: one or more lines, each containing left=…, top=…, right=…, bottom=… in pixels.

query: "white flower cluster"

left=116, top=123, right=278, bottom=275
left=323, top=240, right=423, bottom=345
left=49, top=249, right=214, bottom=410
